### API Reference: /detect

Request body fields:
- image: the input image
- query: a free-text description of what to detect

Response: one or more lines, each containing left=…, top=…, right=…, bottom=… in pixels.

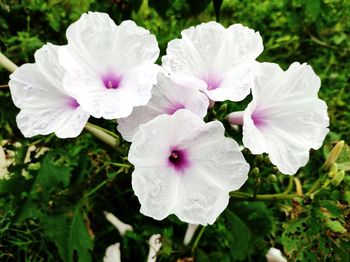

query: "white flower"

left=128, top=109, right=249, bottom=225
left=147, top=234, right=162, bottom=262
left=0, top=146, right=9, bottom=180
left=117, top=72, right=209, bottom=142
left=9, top=43, right=89, bottom=138
left=104, top=211, right=133, bottom=236
left=162, top=21, right=263, bottom=102
left=104, top=243, right=121, bottom=262
left=266, top=247, right=287, bottom=262
left=236, top=62, right=329, bottom=175
left=59, top=12, right=160, bottom=119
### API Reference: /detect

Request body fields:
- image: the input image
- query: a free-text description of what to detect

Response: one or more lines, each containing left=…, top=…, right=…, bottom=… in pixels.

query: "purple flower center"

left=102, top=73, right=122, bottom=89
left=166, top=103, right=185, bottom=115
left=202, top=74, right=222, bottom=91
left=168, top=147, right=190, bottom=173
left=252, top=110, right=267, bottom=128
left=67, top=97, right=80, bottom=109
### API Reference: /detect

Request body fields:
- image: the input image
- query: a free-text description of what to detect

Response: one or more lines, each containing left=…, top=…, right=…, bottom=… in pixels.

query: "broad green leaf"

left=40, top=205, right=93, bottom=262
left=16, top=152, right=72, bottom=222
left=224, top=209, right=251, bottom=260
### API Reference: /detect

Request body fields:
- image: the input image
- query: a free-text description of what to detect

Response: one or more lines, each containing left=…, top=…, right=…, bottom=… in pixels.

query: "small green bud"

left=267, top=174, right=277, bottom=183
left=331, top=170, right=345, bottom=186
left=219, top=103, right=227, bottom=114
left=328, top=163, right=338, bottom=178
left=250, top=167, right=260, bottom=177
left=255, top=154, right=264, bottom=164
left=272, top=166, right=279, bottom=174
left=28, top=162, right=41, bottom=171
left=264, top=156, right=271, bottom=165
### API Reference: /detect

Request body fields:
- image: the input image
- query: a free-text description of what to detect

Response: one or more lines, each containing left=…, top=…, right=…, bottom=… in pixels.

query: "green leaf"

left=224, top=209, right=251, bottom=260
left=305, top=0, right=321, bottom=22
left=16, top=152, right=72, bottom=222
left=325, top=220, right=347, bottom=234
left=40, top=205, right=93, bottom=262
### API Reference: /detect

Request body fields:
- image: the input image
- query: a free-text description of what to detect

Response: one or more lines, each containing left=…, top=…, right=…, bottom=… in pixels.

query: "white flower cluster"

left=8, top=12, right=329, bottom=225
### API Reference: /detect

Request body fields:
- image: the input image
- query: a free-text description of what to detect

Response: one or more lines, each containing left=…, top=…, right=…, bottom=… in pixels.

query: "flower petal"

left=243, top=62, right=329, bottom=175
left=132, top=166, right=180, bottom=220
left=174, top=168, right=229, bottom=225
left=129, top=109, right=249, bottom=225
left=162, top=22, right=263, bottom=102
left=60, top=12, right=160, bottom=119
left=9, top=44, right=89, bottom=138
left=117, top=73, right=209, bottom=141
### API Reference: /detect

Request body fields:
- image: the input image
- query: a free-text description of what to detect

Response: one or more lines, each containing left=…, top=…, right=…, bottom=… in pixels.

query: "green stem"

left=84, top=179, right=108, bottom=199
left=0, top=52, right=18, bottom=73
left=192, top=226, right=206, bottom=254
left=230, top=191, right=297, bottom=201
left=306, top=178, right=322, bottom=195
left=109, top=162, right=131, bottom=168
left=283, top=176, right=294, bottom=194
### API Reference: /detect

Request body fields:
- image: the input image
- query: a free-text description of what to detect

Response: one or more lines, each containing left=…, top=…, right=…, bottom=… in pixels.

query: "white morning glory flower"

left=266, top=247, right=287, bottom=262
left=59, top=12, right=160, bottom=119
left=162, top=21, right=263, bottom=102
left=104, top=243, right=121, bottom=262
left=117, top=72, right=209, bottom=142
left=228, top=62, right=329, bottom=175
left=147, top=234, right=162, bottom=262
left=9, top=43, right=89, bottom=138
left=128, top=109, right=249, bottom=225
left=104, top=211, right=133, bottom=236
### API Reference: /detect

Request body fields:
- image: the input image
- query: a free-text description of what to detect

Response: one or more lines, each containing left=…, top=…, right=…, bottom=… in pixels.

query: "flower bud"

left=104, top=243, right=121, bottom=262
left=147, top=234, right=162, bottom=262
left=328, top=163, right=338, bottom=178
left=104, top=211, right=133, bottom=236
left=323, top=141, right=345, bottom=170
left=219, top=103, right=227, bottom=114
left=250, top=167, right=260, bottom=178
left=267, top=174, right=277, bottom=183
left=331, top=170, right=345, bottom=187
left=264, top=156, right=271, bottom=165
left=266, top=247, right=287, bottom=262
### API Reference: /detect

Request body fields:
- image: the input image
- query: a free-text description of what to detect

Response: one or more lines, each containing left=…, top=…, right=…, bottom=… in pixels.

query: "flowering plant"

left=0, top=3, right=349, bottom=261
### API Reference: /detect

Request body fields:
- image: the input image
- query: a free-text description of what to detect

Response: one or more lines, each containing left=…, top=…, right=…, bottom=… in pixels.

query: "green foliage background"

left=0, top=0, right=349, bottom=261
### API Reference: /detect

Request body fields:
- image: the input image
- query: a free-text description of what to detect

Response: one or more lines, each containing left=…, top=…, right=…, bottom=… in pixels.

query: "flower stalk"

left=230, top=191, right=297, bottom=200
left=0, top=52, right=18, bottom=73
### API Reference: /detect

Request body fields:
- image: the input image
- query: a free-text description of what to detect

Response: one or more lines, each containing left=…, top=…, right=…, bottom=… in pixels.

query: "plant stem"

left=230, top=191, right=297, bottom=201
left=191, top=226, right=206, bottom=254
left=283, top=176, right=294, bottom=194
left=0, top=52, right=18, bottom=73
left=109, top=162, right=131, bottom=168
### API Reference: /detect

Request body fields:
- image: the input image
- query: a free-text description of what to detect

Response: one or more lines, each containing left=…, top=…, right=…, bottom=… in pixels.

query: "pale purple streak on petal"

left=167, top=146, right=190, bottom=173
left=166, top=104, right=185, bottom=115
left=67, top=97, right=80, bottom=109
left=252, top=109, right=268, bottom=128
left=102, top=73, right=122, bottom=89
left=202, top=74, right=222, bottom=91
